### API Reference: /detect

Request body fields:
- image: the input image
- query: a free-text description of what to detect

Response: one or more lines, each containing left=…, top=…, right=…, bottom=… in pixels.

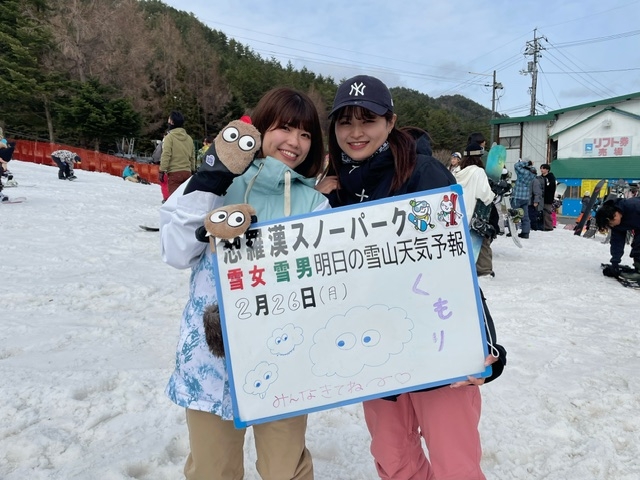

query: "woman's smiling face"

left=260, top=123, right=311, bottom=169
left=334, top=109, right=395, bottom=162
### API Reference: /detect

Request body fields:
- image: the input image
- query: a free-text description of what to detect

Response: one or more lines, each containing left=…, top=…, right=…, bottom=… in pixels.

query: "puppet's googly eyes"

left=210, top=211, right=228, bottom=223
left=238, top=135, right=257, bottom=151
left=222, top=127, right=240, bottom=143
left=227, top=212, right=246, bottom=228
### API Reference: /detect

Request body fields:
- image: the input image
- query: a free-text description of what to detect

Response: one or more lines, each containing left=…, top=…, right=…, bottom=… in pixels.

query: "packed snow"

left=1, top=160, right=638, bottom=479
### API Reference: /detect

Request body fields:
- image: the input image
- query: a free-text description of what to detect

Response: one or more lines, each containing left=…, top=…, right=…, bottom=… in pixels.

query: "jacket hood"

left=454, top=164, right=482, bottom=184
left=414, top=134, right=433, bottom=156
left=169, top=128, right=190, bottom=141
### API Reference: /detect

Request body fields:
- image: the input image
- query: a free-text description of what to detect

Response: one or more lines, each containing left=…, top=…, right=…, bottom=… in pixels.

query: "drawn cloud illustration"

left=267, top=323, right=304, bottom=356
left=243, top=361, right=279, bottom=398
left=309, top=305, right=413, bottom=377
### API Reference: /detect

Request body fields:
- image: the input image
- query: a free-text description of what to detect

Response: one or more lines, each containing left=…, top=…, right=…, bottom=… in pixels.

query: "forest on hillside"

left=0, top=0, right=497, bottom=158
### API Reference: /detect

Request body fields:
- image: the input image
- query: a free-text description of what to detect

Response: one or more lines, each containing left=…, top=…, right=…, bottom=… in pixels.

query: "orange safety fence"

left=11, top=140, right=160, bottom=184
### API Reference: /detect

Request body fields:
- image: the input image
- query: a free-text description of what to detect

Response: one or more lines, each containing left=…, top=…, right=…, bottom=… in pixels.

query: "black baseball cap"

left=464, top=142, right=484, bottom=157
left=329, top=75, right=394, bottom=117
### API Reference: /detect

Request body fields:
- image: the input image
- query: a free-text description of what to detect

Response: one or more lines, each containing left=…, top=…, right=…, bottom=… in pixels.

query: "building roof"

left=549, top=107, right=640, bottom=139
left=550, top=157, right=640, bottom=179
left=490, top=91, right=640, bottom=125
left=490, top=114, right=553, bottom=125
left=548, top=91, right=640, bottom=116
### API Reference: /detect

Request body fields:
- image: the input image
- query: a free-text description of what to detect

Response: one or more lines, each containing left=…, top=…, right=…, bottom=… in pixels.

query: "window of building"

left=566, top=186, right=580, bottom=199
left=499, top=136, right=521, bottom=149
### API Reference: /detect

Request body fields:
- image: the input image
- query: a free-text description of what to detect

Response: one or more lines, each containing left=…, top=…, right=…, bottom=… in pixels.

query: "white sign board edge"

left=212, top=183, right=491, bottom=428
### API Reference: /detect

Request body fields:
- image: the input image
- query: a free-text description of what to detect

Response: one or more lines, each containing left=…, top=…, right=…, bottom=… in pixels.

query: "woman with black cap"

left=318, top=74, right=507, bottom=480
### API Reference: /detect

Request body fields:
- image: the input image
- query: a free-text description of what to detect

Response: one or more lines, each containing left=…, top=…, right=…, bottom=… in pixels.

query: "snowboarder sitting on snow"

left=596, top=196, right=640, bottom=278
left=122, top=164, right=150, bottom=184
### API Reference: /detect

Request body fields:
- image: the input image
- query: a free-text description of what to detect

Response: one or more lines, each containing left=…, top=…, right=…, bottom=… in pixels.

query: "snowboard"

left=139, top=225, right=159, bottom=232
left=574, top=179, right=606, bottom=236
left=503, top=198, right=523, bottom=247
left=0, top=196, right=26, bottom=204
left=555, top=183, right=567, bottom=199
left=484, top=145, right=522, bottom=247
left=470, top=226, right=484, bottom=263
left=485, top=144, right=506, bottom=181
left=3, top=183, right=36, bottom=188
left=601, top=263, right=640, bottom=289
left=467, top=144, right=505, bottom=261
left=468, top=201, right=495, bottom=262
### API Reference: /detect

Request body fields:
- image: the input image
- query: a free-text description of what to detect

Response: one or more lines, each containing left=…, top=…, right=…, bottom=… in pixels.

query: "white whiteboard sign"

left=213, top=184, right=489, bottom=427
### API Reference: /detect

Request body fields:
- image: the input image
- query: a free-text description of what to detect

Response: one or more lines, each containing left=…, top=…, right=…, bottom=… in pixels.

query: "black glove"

left=184, top=154, right=238, bottom=196
left=602, top=264, right=620, bottom=277
left=183, top=119, right=261, bottom=196
left=158, top=171, right=165, bottom=183
left=195, top=225, right=209, bottom=243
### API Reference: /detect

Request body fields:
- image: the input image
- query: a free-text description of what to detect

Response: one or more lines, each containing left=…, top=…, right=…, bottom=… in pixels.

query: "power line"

left=543, top=40, right=619, bottom=98
left=538, top=63, right=562, bottom=109
left=543, top=67, right=640, bottom=74
left=247, top=46, right=486, bottom=87
left=548, top=29, right=640, bottom=48
left=543, top=53, right=609, bottom=99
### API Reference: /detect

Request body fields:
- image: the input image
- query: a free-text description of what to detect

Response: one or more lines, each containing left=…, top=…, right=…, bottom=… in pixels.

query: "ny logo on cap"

left=349, top=82, right=366, bottom=96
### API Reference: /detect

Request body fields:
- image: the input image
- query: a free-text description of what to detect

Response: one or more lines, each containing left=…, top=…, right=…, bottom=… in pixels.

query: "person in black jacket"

left=317, top=74, right=506, bottom=480
left=540, top=163, right=556, bottom=230
left=596, top=197, right=640, bottom=278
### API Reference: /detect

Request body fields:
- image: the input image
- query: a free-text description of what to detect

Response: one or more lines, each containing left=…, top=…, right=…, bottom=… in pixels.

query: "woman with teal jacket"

left=160, top=87, right=328, bottom=480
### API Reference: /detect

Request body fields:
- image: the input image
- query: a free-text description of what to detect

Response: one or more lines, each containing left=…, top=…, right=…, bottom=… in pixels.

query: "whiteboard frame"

left=213, top=184, right=490, bottom=428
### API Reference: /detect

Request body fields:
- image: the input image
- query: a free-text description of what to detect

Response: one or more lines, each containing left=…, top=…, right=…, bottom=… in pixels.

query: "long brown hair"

left=328, top=106, right=416, bottom=194
left=459, top=155, right=485, bottom=170
left=251, top=87, right=324, bottom=178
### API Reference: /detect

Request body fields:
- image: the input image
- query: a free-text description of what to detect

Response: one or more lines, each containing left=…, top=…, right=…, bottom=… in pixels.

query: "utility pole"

left=489, top=70, right=503, bottom=146
left=469, top=71, right=503, bottom=145
left=521, top=28, right=546, bottom=116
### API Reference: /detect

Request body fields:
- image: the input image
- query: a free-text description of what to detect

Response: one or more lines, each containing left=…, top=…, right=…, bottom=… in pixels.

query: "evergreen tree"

left=0, top=0, right=51, bottom=134
left=56, top=79, right=141, bottom=150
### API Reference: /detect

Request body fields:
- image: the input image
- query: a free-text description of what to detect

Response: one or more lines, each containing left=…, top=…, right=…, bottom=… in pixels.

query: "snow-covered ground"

left=1, top=160, right=638, bottom=479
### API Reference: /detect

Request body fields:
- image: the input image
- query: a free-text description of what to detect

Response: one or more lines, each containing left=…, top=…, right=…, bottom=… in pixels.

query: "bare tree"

left=181, top=25, right=230, bottom=135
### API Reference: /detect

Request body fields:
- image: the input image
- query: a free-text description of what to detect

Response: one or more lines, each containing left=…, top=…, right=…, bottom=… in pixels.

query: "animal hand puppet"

left=196, top=203, right=258, bottom=252
left=184, top=115, right=261, bottom=196
left=199, top=203, right=258, bottom=358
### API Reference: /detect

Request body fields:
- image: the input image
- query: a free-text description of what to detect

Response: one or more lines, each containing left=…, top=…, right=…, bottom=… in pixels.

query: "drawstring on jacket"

left=243, top=161, right=293, bottom=217
left=243, top=162, right=264, bottom=204
left=284, top=170, right=291, bottom=217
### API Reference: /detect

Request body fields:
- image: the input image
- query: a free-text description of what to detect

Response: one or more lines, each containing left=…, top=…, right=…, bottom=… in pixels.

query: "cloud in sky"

left=162, top=0, right=640, bottom=117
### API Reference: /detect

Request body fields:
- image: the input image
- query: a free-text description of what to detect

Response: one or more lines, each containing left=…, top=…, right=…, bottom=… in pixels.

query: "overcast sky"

left=160, top=0, right=640, bottom=117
